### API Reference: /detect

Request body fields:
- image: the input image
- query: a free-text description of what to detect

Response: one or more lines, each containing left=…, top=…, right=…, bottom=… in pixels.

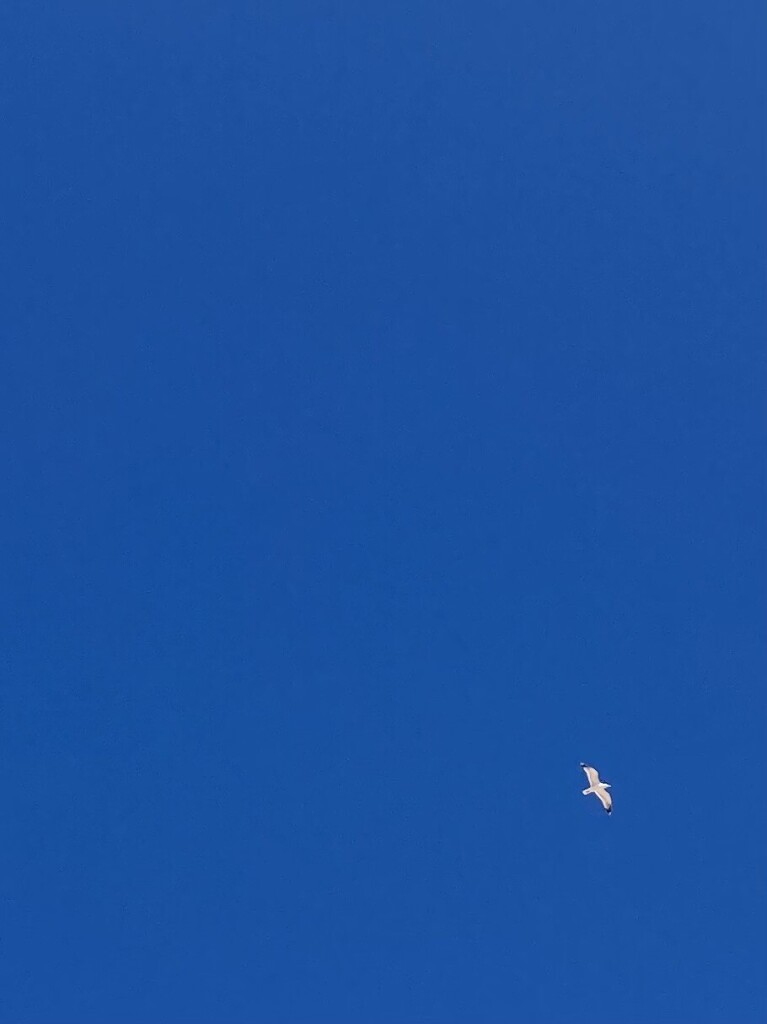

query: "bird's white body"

left=580, top=763, right=612, bottom=814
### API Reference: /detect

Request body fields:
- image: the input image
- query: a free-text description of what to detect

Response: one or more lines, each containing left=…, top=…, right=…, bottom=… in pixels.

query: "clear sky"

left=1, top=2, right=765, bottom=1022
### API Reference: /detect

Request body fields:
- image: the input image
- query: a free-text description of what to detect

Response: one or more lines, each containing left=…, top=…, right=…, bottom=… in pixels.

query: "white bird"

left=580, top=763, right=612, bottom=814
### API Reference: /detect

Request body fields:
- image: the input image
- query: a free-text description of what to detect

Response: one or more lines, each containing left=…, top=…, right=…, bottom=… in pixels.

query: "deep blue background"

left=1, top=2, right=765, bottom=1022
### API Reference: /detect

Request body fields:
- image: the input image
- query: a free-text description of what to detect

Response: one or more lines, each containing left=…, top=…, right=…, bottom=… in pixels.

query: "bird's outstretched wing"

left=580, top=763, right=600, bottom=787
left=595, top=787, right=612, bottom=814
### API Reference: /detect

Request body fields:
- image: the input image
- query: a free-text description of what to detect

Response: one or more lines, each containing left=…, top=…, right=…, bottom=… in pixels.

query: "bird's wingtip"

left=579, top=762, right=587, bottom=767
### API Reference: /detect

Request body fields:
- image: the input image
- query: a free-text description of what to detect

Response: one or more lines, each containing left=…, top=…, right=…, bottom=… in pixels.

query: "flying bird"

left=580, top=763, right=612, bottom=814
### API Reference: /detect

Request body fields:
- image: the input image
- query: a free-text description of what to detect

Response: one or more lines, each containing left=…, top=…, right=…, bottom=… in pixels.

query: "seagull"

left=580, top=763, right=612, bottom=814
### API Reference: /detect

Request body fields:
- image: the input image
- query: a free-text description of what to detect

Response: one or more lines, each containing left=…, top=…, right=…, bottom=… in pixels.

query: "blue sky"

left=1, top=2, right=765, bottom=1022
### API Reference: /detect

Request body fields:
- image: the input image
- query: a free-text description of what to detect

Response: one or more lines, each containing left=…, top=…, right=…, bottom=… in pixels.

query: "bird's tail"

left=582, top=787, right=594, bottom=795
